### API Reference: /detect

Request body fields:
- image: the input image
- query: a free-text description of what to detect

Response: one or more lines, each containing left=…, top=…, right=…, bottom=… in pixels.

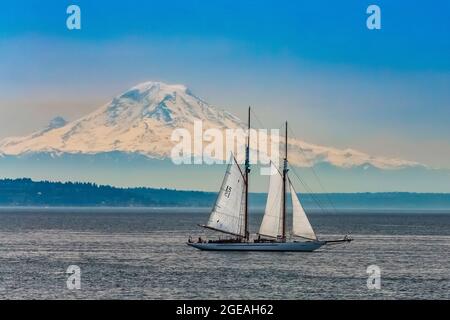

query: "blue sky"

left=1, top=0, right=449, bottom=168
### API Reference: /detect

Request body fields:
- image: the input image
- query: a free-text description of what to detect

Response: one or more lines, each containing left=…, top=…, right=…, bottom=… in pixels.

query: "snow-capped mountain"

left=0, top=81, right=421, bottom=169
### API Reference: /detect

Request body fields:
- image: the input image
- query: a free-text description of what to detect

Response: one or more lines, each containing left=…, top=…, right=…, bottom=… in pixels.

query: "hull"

left=187, top=241, right=326, bottom=252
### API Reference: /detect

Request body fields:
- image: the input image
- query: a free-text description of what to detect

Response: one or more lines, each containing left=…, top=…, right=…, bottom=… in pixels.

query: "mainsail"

left=289, top=178, right=317, bottom=240
left=258, top=162, right=284, bottom=238
left=205, top=154, right=247, bottom=237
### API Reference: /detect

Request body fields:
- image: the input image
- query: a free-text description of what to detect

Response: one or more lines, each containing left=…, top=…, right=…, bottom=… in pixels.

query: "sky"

left=1, top=0, right=449, bottom=168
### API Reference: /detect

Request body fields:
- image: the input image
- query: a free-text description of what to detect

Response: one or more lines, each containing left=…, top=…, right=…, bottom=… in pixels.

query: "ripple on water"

left=0, top=209, right=448, bottom=299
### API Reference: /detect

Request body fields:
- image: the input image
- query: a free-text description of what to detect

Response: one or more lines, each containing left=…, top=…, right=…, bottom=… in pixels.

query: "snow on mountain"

left=0, top=81, right=421, bottom=169
left=287, top=139, right=420, bottom=169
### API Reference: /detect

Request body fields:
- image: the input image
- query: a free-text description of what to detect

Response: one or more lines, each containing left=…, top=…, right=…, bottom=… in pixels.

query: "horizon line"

left=2, top=177, right=450, bottom=195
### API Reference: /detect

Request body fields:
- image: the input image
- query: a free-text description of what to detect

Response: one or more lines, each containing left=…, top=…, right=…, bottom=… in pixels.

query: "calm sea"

left=0, top=207, right=449, bottom=299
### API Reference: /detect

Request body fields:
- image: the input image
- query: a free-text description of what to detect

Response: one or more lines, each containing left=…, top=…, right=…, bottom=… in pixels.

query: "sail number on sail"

left=224, top=185, right=232, bottom=198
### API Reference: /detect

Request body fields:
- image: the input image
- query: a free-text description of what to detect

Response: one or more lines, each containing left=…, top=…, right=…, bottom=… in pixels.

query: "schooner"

left=188, top=108, right=352, bottom=252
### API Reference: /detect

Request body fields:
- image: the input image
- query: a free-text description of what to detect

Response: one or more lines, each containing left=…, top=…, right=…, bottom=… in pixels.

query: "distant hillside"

left=1, top=178, right=450, bottom=209
left=0, top=178, right=215, bottom=207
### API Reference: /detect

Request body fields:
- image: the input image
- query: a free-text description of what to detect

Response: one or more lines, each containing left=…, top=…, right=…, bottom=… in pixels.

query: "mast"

left=244, top=106, right=251, bottom=241
left=282, top=121, right=288, bottom=241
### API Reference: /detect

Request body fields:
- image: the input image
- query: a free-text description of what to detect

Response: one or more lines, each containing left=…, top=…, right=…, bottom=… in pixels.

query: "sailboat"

left=187, top=108, right=352, bottom=252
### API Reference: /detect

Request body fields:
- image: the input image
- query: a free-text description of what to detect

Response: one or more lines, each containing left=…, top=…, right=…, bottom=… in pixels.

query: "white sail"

left=206, top=154, right=246, bottom=237
left=258, top=162, right=284, bottom=238
left=289, top=179, right=317, bottom=240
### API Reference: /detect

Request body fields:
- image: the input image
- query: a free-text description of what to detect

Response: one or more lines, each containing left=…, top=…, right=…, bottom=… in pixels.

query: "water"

left=0, top=207, right=449, bottom=299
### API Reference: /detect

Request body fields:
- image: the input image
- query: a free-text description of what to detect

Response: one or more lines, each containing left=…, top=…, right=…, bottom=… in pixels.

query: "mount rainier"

left=0, top=81, right=421, bottom=170
left=1, top=81, right=448, bottom=192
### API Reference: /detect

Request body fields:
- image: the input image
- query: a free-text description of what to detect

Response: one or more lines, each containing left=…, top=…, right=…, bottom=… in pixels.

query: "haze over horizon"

left=0, top=1, right=449, bottom=192
left=0, top=80, right=449, bottom=193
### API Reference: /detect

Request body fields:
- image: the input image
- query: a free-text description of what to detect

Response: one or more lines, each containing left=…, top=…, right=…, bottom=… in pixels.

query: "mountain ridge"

left=0, top=81, right=422, bottom=170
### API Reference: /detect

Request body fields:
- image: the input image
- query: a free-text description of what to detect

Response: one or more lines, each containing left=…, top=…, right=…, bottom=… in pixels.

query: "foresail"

left=258, top=162, right=284, bottom=238
left=289, top=179, right=317, bottom=240
left=206, top=154, right=246, bottom=237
